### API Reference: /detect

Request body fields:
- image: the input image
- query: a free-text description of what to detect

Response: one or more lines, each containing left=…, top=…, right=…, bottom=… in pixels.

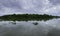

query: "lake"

left=0, top=18, right=60, bottom=36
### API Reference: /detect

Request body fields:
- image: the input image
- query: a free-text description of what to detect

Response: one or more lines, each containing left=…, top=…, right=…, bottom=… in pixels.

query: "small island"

left=0, top=14, right=60, bottom=21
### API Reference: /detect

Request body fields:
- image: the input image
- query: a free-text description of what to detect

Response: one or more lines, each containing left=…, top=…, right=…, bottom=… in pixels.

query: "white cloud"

left=0, top=6, right=23, bottom=16
left=43, top=5, right=60, bottom=16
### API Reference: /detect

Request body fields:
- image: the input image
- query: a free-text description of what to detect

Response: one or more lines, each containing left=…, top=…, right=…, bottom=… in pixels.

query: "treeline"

left=0, top=14, right=60, bottom=21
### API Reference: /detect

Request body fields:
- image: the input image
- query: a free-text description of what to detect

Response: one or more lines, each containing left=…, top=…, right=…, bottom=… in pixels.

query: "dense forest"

left=0, top=14, right=60, bottom=21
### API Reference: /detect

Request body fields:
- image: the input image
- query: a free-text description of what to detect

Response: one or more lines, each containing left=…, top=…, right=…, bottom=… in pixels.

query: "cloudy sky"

left=0, top=0, right=60, bottom=16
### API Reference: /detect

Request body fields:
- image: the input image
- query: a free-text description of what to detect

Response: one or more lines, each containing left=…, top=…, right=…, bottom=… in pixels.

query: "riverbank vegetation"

left=0, top=14, right=60, bottom=21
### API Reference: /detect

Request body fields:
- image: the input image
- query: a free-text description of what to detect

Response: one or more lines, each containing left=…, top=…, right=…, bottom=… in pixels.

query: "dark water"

left=0, top=18, right=60, bottom=36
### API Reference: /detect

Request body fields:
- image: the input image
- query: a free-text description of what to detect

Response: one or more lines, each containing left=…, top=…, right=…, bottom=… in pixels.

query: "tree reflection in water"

left=32, top=22, right=38, bottom=25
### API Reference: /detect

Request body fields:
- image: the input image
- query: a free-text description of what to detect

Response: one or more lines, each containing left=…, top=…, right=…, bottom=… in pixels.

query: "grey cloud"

left=0, top=0, right=50, bottom=13
left=0, top=0, right=60, bottom=16
left=49, top=0, right=60, bottom=5
left=0, top=0, right=22, bottom=9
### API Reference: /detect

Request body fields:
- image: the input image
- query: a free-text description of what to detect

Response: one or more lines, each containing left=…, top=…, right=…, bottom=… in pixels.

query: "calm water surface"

left=0, top=18, right=60, bottom=36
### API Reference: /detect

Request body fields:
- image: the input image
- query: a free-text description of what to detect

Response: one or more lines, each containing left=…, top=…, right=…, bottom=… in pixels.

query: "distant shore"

left=0, top=14, right=60, bottom=21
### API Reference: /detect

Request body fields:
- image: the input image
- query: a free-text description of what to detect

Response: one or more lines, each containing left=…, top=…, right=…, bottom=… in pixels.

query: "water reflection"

left=0, top=18, right=60, bottom=36
left=47, top=28, right=60, bottom=36
left=32, top=22, right=38, bottom=25
left=9, top=21, right=16, bottom=25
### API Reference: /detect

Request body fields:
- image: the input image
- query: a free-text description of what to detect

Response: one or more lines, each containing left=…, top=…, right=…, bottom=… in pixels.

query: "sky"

left=0, top=0, right=60, bottom=16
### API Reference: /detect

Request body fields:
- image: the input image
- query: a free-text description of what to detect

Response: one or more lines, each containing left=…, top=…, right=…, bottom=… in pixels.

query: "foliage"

left=0, top=14, right=60, bottom=21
